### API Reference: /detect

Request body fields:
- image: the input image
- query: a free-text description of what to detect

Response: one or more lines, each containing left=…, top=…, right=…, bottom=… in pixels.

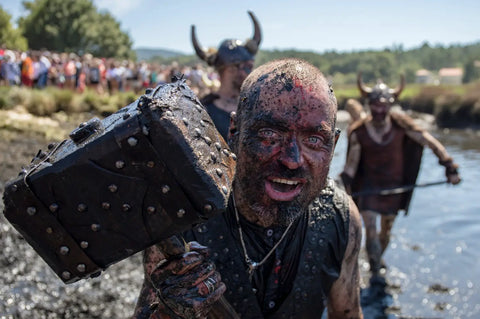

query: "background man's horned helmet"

left=357, top=72, right=405, bottom=104
left=191, top=11, right=262, bottom=69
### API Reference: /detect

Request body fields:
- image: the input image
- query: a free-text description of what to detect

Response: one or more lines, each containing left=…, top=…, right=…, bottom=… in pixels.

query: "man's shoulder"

left=390, top=110, right=423, bottom=132
left=348, top=117, right=370, bottom=136
left=200, top=93, right=220, bottom=107
left=311, top=179, right=350, bottom=219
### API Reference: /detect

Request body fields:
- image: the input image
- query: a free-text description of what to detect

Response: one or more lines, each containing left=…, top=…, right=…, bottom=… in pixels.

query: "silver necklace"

left=232, top=194, right=294, bottom=280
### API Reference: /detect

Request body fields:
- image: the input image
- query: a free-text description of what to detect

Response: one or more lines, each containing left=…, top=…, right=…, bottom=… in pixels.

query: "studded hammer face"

left=232, top=75, right=337, bottom=226
left=2, top=80, right=236, bottom=283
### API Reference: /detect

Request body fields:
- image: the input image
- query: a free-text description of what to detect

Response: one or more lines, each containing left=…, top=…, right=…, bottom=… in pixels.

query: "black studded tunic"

left=183, top=179, right=350, bottom=318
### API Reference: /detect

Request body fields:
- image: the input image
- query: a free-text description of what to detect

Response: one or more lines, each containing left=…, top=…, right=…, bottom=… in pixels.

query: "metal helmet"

left=191, top=11, right=262, bottom=69
left=357, top=72, right=405, bottom=104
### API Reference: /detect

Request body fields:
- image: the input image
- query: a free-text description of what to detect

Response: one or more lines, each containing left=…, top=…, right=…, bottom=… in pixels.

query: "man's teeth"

left=271, top=178, right=299, bottom=185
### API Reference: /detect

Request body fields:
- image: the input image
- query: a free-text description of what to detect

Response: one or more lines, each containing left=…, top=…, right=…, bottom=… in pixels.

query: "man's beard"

left=248, top=197, right=306, bottom=227
left=235, top=166, right=313, bottom=227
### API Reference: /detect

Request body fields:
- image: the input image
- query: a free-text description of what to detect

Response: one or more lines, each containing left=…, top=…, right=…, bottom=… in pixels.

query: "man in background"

left=341, top=74, right=461, bottom=286
left=191, top=11, right=262, bottom=140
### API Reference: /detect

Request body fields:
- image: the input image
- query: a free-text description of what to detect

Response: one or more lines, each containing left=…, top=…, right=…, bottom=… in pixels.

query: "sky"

left=1, top=0, right=479, bottom=55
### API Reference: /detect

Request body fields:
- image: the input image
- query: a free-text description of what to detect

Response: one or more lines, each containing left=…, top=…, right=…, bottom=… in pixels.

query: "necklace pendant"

left=247, top=262, right=259, bottom=282
left=248, top=261, right=258, bottom=274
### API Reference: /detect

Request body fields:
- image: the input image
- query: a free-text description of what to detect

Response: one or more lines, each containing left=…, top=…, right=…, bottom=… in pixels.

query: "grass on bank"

left=0, top=86, right=138, bottom=117
left=1, top=83, right=480, bottom=128
left=0, top=86, right=139, bottom=140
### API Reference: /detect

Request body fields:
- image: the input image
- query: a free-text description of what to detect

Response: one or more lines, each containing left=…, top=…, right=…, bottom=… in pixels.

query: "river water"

left=329, top=120, right=480, bottom=319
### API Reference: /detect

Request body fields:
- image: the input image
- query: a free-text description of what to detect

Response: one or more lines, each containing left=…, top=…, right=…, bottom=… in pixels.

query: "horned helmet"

left=357, top=72, right=405, bottom=104
left=191, top=11, right=262, bottom=70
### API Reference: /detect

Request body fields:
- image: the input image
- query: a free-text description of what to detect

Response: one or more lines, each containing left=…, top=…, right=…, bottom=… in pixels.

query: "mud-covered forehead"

left=238, top=63, right=337, bottom=129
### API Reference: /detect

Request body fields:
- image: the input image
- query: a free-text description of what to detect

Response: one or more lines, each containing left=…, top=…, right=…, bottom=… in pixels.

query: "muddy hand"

left=445, top=162, right=461, bottom=185
left=150, top=241, right=226, bottom=319
left=448, top=173, right=461, bottom=185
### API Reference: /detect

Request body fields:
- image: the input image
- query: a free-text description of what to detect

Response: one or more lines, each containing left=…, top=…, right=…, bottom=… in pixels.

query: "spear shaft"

left=351, top=180, right=448, bottom=197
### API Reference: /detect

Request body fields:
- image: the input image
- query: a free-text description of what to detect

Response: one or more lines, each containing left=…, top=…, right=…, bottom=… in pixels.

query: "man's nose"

left=279, top=138, right=304, bottom=170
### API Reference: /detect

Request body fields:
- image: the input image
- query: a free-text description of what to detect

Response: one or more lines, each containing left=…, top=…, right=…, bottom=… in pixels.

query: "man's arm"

left=341, top=132, right=361, bottom=193
left=406, top=130, right=461, bottom=184
left=133, top=245, right=167, bottom=319
left=327, top=197, right=363, bottom=319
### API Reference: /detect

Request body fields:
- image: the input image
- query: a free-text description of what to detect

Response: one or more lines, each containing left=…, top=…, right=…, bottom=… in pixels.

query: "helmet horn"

left=191, top=25, right=212, bottom=65
left=389, top=74, right=405, bottom=98
left=246, top=11, right=262, bottom=54
left=357, top=72, right=372, bottom=98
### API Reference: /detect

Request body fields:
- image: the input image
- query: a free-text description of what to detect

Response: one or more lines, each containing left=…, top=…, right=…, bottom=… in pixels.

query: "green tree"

left=463, top=59, right=479, bottom=83
left=19, top=0, right=134, bottom=59
left=0, top=5, right=28, bottom=50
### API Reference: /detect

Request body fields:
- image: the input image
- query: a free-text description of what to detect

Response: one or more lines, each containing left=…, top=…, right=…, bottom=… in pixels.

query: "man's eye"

left=304, top=136, right=324, bottom=147
left=308, top=136, right=320, bottom=143
left=258, top=129, right=277, bottom=138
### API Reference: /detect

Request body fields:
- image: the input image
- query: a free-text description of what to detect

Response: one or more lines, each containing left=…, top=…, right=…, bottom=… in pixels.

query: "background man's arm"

left=327, top=197, right=363, bottom=319
left=406, top=130, right=461, bottom=184
left=341, top=132, right=361, bottom=193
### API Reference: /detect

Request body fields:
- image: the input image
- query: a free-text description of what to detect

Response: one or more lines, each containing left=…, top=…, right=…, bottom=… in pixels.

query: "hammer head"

left=2, top=80, right=236, bottom=283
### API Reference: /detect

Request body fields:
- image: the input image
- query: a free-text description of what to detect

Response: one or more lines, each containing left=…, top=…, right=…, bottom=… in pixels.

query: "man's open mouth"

left=265, top=177, right=305, bottom=201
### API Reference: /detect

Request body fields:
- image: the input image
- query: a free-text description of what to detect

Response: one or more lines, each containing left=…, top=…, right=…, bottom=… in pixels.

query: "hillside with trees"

left=150, top=42, right=480, bottom=85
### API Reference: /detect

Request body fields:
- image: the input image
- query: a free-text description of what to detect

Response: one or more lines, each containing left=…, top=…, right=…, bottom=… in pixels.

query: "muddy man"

left=133, top=58, right=364, bottom=319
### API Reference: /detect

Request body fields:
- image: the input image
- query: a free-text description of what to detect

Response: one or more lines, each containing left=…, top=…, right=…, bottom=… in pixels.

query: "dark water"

left=329, top=122, right=480, bottom=319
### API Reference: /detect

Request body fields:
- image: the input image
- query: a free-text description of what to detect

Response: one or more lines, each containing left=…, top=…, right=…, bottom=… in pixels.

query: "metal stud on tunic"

left=161, top=185, right=170, bottom=194
left=127, top=137, right=138, bottom=146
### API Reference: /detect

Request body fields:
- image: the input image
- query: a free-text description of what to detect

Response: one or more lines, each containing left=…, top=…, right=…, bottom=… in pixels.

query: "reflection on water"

left=329, top=122, right=480, bottom=319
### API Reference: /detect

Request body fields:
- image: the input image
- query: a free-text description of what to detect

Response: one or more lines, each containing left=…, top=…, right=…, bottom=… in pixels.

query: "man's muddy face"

left=369, top=100, right=392, bottom=124
left=234, top=80, right=336, bottom=226
left=232, top=60, right=254, bottom=91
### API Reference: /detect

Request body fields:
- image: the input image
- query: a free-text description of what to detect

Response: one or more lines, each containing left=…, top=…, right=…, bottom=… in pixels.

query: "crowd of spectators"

left=0, top=47, right=220, bottom=97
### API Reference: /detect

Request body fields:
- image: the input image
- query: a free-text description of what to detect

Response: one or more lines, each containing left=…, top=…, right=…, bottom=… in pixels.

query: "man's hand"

left=447, top=171, right=461, bottom=185
left=149, top=241, right=226, bottom=319
left=441, top=159, right=461, bottom=185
